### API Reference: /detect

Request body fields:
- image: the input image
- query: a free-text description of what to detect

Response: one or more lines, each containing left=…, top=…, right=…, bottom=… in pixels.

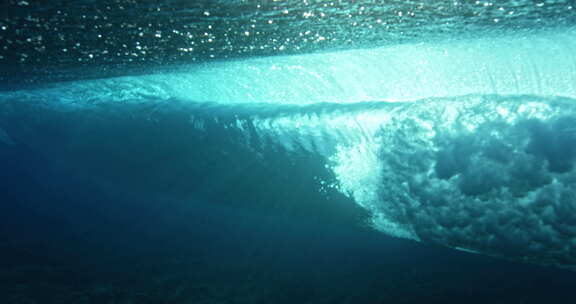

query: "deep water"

left=1, top=136, right=576, bottom=304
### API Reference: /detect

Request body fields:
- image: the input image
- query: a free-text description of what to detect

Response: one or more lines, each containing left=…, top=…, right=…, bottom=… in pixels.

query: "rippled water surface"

left=1, top=0, right=575, bottom=86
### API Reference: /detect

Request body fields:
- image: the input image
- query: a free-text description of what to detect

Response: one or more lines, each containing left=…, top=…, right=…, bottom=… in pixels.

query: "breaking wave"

left=2, top=89, right=576, bottom=269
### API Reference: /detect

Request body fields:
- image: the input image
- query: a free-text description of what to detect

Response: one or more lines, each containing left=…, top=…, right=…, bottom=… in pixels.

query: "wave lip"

left=6, top=26, right=576, bottom=107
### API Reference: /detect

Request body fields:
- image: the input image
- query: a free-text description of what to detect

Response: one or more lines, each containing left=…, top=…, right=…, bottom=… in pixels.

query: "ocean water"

left=2, top=1, right=576, bottom=303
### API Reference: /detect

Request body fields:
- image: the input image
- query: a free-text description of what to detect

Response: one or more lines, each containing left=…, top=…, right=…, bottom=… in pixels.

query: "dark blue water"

left=2, top=1, right=576, bottom=303
left=1, top=138, right=575, bottom=304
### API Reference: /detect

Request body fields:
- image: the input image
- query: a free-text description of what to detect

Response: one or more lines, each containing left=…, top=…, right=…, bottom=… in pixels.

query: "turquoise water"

left=2, top=1, right=576, bottom=303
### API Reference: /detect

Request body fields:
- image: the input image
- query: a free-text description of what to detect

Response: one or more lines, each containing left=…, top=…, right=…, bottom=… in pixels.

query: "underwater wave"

left=2, top=25, right=576, bottom=273
left=2, top=90, right=576, bottom=269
